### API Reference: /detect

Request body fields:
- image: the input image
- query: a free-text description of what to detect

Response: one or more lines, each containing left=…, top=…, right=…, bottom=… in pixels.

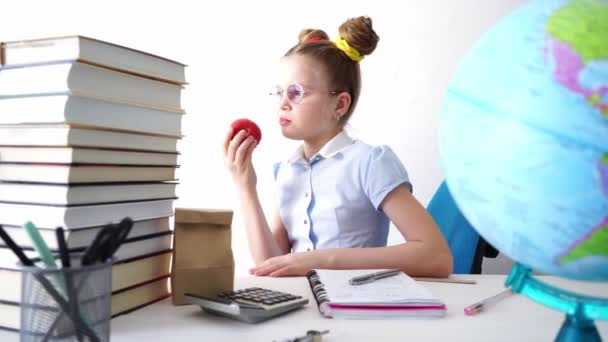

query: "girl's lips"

left=279, top=118, right=291, bottom=126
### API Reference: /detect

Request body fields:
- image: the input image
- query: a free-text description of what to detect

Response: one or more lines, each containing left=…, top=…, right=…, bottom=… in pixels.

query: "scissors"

left=81, top=217, right=133, bottom=266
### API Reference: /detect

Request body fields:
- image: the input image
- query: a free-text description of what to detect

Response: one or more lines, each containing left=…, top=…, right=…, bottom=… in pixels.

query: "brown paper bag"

left=171, top=208, right=234, bottom=305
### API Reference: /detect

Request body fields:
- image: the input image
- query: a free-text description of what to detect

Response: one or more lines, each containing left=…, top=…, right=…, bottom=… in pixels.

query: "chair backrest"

left=426, top=181, right=482, bottom=274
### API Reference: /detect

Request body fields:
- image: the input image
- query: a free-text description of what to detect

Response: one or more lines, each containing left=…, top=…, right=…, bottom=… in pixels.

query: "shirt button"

left=305, top=192, right=309, bottom=197
left=304, top=219, right=308, bottom=225
left=307, top=248, right=311, bottom=251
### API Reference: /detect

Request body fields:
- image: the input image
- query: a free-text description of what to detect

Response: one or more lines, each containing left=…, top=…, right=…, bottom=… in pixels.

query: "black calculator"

left=185, top=287, right=309, bottom=323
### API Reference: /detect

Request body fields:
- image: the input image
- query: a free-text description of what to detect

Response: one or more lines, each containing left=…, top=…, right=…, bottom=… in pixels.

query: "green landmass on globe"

left=559, top=219, right=608, bottom=264
left=545, top=0, right=608, bottom=116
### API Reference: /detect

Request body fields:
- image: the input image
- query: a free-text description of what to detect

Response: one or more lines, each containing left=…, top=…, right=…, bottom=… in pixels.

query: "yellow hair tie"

left=334, top=36, right=363, bottom=62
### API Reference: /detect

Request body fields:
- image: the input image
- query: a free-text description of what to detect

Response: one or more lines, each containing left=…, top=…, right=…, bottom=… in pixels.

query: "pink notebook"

left=307, top=269, right=446, bottom=319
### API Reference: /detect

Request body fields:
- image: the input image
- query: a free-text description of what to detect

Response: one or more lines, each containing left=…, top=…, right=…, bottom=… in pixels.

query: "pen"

left=0, top=225, right=34, bottom=266
left=55, top=227, right=85, bottom=342
left=349, top=269, right=401, bottom=285
left=55, top=227, right=70, bottom=268
left=464, top=288, right=514, bottom=316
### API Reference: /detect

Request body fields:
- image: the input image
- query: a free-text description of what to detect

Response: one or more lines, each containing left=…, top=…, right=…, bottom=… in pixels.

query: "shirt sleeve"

left=361, top=145, right=412, bottom=210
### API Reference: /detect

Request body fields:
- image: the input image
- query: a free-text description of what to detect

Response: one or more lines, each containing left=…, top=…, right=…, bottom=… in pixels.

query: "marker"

left=23, top=221, right=58, bottom=269
left=464, top=288, right=514, bottom=316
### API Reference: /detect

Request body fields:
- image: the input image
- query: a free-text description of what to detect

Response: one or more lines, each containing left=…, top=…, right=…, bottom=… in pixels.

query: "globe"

left=439, top=0, right=608, bottom=281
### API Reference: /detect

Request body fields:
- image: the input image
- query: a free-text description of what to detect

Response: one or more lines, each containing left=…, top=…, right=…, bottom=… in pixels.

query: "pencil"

left=413, top=277, right=477, bottom=285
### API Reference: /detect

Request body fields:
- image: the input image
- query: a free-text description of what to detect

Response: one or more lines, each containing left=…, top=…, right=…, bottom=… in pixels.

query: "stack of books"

left=0, top=36, right=187, bottom=332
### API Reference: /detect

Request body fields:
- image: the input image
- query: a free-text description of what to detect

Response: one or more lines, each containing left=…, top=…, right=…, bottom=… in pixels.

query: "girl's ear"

left=335, top=91, right=352, bottom=119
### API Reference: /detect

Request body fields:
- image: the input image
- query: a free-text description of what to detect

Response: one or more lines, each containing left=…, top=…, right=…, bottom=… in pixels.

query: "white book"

left=0, top=251, right=173, bottom=304
left=110, top=231, right=172, bottom=262
left=0, top=198, right=174, bottom=229
left=0, top=125, right=179, bottom=153
left=0, top=275, right=170, bottom=331
left=111, top=275, right=170, bottom=317
left=1, top=35, right=186, bottom=84
left=0, top=216, right=171, bottom=250
left=0, top=182, right=177, bottom=205
left=0, top=95, right=183, bottom=137
left=0, top=231, right=172, bottom=268
left=0, top=147, right=178, bottom=165
left=0, top=164, right=176, bottom=183
left=307, top=269, right=446, bottom=319
left=0, top=61, right=183, bottom=111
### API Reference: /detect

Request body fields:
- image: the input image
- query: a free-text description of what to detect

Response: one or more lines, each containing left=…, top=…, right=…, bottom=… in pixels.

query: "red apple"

left=230, top=118, right=262, bottom=144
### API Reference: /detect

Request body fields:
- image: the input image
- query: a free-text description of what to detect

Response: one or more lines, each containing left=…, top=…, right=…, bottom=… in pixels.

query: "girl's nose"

left=279, top=93, right=291, bottom=110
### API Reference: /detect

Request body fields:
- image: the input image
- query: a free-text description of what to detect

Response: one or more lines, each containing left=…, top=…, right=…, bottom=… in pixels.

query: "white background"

left=0, top=0, right=523, bottom=275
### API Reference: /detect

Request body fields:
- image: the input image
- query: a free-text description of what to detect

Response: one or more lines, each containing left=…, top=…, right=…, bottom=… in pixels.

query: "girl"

left=223, top=16, right=453, bottom=277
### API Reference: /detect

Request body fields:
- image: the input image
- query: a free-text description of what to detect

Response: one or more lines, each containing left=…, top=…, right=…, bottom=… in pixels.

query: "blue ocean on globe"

left=439, top=0, right=608, bottom=281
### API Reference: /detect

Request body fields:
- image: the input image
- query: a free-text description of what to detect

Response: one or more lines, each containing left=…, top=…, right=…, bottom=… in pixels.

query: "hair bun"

left=338, top=16, right=379, bottom=56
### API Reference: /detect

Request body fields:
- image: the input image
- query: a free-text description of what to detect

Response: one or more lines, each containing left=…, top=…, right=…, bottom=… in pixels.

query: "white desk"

left=2, top=275, right=607, bottom=341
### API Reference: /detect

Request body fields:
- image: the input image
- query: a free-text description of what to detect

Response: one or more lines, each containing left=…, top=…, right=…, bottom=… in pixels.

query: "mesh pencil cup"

left=19, top=257, right=112, bottom=342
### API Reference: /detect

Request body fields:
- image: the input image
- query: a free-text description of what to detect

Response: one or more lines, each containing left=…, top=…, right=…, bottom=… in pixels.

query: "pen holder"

left=19, top=257, right=112, bottom=342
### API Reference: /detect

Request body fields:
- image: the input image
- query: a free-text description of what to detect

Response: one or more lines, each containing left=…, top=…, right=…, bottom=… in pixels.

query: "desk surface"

left=2, top=275, right=607, bottom=341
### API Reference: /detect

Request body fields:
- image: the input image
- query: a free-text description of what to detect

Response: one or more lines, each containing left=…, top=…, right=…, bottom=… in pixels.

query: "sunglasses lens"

left=286, top=84, right=304, bottom=103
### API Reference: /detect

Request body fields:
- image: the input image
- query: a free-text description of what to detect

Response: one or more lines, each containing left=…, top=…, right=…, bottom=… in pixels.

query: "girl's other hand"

left=249, top=251, right=320, bottom=277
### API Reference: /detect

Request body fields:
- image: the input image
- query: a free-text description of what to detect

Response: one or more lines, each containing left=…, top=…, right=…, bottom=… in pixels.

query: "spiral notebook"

left=307, top=269, right=446, bottom=319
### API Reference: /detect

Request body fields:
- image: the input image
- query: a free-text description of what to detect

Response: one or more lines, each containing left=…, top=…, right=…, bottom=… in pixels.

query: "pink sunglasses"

left=270, top=82, right=339, bottom=104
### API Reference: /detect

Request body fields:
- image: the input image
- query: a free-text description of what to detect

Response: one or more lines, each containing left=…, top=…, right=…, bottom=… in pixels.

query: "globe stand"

left=505, top=263, right=608, bottom=342
left=556, top=312, right=601, bottom=342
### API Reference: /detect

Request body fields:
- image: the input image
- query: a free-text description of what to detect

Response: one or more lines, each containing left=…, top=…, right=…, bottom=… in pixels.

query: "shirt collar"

left=287, top=131, right=355, bottom=163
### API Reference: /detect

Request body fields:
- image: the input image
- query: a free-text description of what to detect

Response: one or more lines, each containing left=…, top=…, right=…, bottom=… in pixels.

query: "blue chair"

left=427, top=181, right=498, bottom=274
